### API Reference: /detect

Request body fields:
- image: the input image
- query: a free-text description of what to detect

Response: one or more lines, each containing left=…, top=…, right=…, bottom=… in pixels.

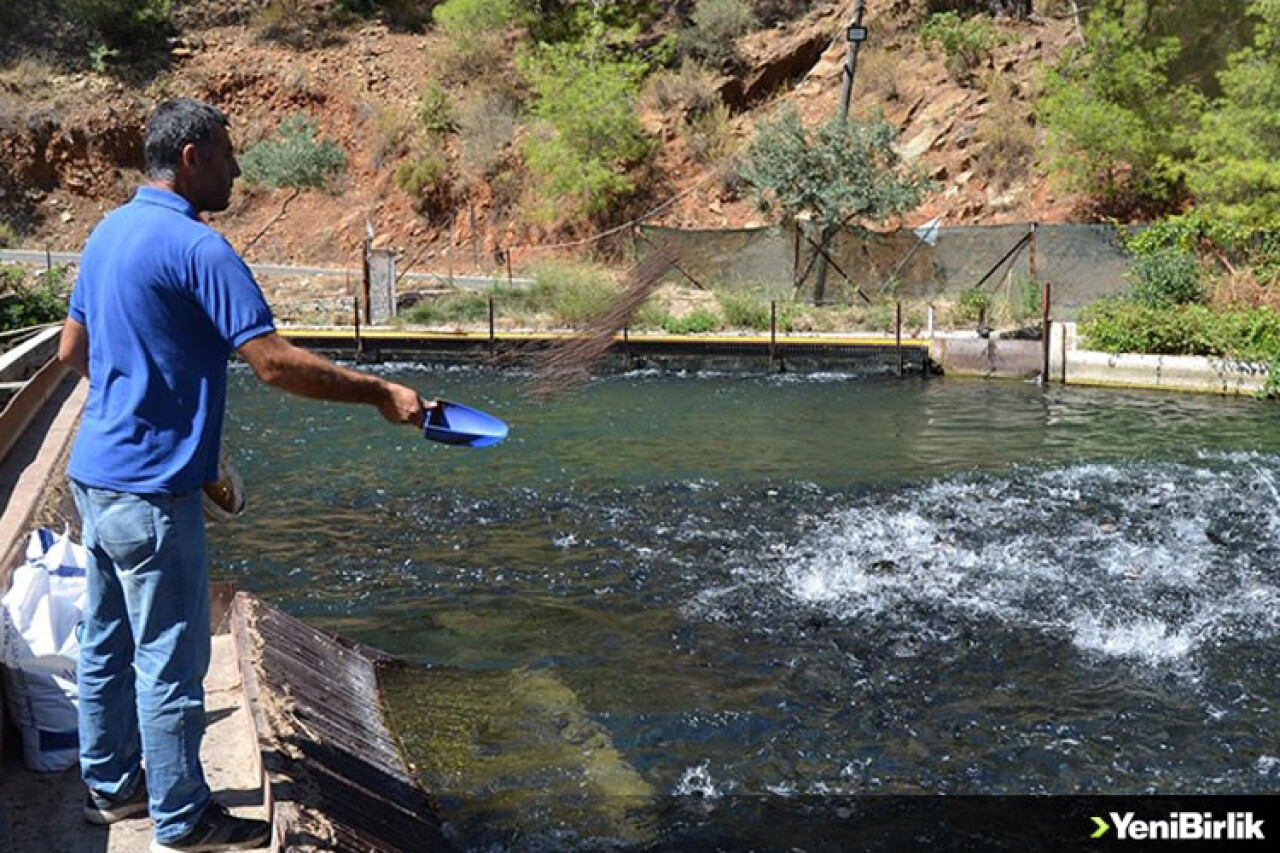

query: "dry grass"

left=527, top=245, right=678, bottom=399
left=367, top=99, right=415, bottom=168
left=856, top=48, right=905, bottom=103
left=457, top=91, right=519, bottom=180
left=972, top=70, right=1036, bottom=189
left=684, top=102, right=737, bottom=166
left=427, top=32, right=509, bottom=86
left=1210, top=269, right=1280, bottom=311
left=0, top=55, right=58, bottom=96
left=641, top=61, right=721, bottom=117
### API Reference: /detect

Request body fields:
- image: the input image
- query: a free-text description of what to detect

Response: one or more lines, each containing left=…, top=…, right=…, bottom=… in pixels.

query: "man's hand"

left=378, top=382, right=429, bottom=426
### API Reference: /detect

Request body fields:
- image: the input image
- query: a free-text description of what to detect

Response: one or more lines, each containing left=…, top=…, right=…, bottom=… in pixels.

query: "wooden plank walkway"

left=231, top=593, right=453, bottom=853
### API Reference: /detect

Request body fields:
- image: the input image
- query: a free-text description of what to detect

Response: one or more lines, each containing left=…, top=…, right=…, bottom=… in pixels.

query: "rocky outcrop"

left=720, top=5, right=842, bottom=109
left=0, top=104, right=144, bottom=195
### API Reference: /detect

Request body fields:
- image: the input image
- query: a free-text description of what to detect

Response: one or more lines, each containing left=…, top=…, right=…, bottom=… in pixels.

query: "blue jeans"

left=71, top=482, right=212, bottom=843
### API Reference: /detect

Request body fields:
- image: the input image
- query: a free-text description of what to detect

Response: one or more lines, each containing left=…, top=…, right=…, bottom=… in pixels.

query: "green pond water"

left=210, top=366, right=1280, bottom=851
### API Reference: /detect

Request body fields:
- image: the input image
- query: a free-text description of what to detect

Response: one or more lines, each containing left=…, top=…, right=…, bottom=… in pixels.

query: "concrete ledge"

left=931, top=335, right=1041, bottom=379
left=1064, top=350, right=1268, bottom=395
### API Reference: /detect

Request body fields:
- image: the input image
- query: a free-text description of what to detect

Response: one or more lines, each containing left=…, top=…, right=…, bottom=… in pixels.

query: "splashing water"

left=700, top=461, right=1280, bottom=671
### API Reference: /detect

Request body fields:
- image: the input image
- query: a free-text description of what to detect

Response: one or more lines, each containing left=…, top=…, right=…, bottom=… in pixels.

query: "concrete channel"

left=0, top=324, right=1265, bottom=852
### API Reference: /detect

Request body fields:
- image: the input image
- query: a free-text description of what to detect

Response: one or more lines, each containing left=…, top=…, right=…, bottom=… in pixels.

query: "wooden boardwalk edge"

left=231, top=591, right=453, bottom=853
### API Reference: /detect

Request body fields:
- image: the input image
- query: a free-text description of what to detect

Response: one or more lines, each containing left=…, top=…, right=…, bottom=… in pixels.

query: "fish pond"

left=211, top=366, right=1280, bottom=851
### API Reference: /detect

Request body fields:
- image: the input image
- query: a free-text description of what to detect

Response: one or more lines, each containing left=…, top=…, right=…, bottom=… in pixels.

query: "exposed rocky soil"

left=0, top=1, right=1087, bottom=271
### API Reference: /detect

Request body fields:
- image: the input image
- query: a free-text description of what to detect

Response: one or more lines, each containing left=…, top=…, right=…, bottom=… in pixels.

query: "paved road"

left=0, top=249, right=531, bottom=290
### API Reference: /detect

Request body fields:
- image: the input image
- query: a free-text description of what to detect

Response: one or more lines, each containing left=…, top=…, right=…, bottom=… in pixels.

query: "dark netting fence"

left=638, top=221, right=1133, bottom=318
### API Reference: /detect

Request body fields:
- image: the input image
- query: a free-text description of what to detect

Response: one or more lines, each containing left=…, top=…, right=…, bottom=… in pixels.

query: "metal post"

left=770, top=300, right=777, bottom=370
left=1029, top=221, right=1038, bottom=292
left=361, top=229, right=371, bottom=325
left=896, top=301, right=903, bottom=377
left=353, top=295, right=362, bottom=358
left=1041, top=281, right=1052, bottom=384
left=44, top=246, right=51, bottom=275
left=470, top=200, right=479, bottom=270
left=488, top=295, right=495, bottom=351
left=792, top=226, right=801, bottom=287
left=506, top=247, right=514, bottom=286
left=448, top=215, right=456, bottom=288
left=813, top=1, right=867, bottom=304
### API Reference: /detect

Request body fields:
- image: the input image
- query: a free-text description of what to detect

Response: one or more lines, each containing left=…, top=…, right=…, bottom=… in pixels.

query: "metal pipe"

left=813, top=0, right=867, bottom=303
left=1041, top=281, right=1052, bottom=383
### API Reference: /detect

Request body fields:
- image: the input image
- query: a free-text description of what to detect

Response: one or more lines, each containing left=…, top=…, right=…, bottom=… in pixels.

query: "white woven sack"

left=0, top=528, right=86, bottom=772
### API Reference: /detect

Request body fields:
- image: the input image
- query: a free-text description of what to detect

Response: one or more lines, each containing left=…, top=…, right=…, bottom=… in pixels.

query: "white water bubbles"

left=701, top=457, right=1280, bottom=672
left=674, top=762, right=728, bottom=798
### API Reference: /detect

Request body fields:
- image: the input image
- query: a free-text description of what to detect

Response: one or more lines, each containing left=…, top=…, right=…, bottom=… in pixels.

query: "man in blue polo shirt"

left=58, top=99, right=428, bottom=853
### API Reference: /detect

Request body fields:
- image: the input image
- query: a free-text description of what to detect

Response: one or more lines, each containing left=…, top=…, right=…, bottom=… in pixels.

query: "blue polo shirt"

left=68, top=187, right=275, bottom=495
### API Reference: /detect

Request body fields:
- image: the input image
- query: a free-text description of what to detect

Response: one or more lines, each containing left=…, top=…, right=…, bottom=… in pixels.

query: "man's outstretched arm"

left=237, top=331, right=428, bottom=425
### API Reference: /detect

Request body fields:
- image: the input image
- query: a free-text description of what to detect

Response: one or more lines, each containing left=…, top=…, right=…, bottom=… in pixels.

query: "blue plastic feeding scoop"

left=422, top=399, right=508, bottom=448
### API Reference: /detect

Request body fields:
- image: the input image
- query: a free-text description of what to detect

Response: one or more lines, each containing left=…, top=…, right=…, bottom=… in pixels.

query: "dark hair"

left=143, top=99, right=229, bottom=180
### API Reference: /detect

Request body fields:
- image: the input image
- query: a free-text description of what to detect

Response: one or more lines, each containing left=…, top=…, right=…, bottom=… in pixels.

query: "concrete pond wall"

left=933, top=322, right=1270, bottom=397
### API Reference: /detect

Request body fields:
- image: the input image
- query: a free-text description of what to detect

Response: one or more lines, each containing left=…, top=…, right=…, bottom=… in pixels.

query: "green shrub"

left=239, top=114, right=346, bottom=190
left=393, top=155, right=452, bottom=213
left=65, top=0, right=171, bottom=49
left=401, top=291, right=490, bottom=325
left=663, top=308, right=721, bottom=334
left=1080, top=299, right=1280, bottom=361
left=1011, top=273, right=1042, bottom=321
left=1118, top=217, right=1209, bottom=308
left=519, top=39, right=652, bottom=220
left=1260, top=358, right=1280, bottom=400
left=1, top=265, right=69, bottom=331
left=955, top=285, right=992, bottom=322
left=864, top=300, right=897, bottom=331
left=1128, top=247, right=1204, bottom=308
left=738, top=106, right=930, bottom=233
left=416, top=83, right=457, bottom=135
left=432, top=0, right=528, bottom=73
left=433, top=0, right=529, bottom=41
left=716, top=291, right=795, bottom=331
left=632, top=299, right=672, bottom=330
left=335, top=1, right=433, bottom=30
left=919, top=11, right=1001, bottom=84
left=0, top=220, right=18, bottom=249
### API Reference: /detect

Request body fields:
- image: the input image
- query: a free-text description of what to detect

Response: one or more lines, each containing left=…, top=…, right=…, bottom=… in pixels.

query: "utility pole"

left=813, top=1, right=868, bottom=304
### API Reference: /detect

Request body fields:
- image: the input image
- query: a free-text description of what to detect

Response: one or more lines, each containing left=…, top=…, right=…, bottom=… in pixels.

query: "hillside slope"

left=0, top=1, right=1084, bottom=269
